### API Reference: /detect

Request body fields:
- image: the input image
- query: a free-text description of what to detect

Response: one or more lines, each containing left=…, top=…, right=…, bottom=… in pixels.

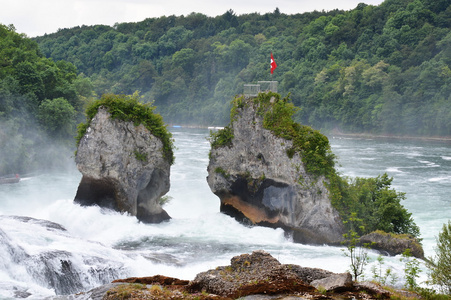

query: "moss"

left=230, top=91, right=336, bottom=178
left=134, top=150, right=148, bottom=162
left=215, top=167, right=230, bottom=179
left=208, top=125, right=234, bottom=149
left=75, top=92, right=174, bottom=165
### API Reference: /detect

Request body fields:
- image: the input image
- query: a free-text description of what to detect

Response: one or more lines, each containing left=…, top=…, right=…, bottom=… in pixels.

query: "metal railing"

left=243, top=81, right=278, bottom=97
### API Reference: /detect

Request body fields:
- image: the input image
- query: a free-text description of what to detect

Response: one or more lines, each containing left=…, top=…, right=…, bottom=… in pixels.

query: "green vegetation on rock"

left=76, top=93, right=174, bottom=164
left=208, top=125, right=234, bottom=149
left=330, top=173, right=420, bottom=237
left=213, top=92, right=420, bottom=241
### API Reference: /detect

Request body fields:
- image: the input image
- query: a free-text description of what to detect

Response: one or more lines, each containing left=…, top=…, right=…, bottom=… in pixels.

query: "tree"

left=37, top=97, right=76, bottom=139
left=342, top=213, right=371, bottom=281
left=334, top=173, right=420, bottom=238
left=427, top=221, right=451, bottom=295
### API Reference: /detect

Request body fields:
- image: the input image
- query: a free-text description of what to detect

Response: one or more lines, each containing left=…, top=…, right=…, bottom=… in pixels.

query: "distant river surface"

left=0, top=127, right=449, bottom=299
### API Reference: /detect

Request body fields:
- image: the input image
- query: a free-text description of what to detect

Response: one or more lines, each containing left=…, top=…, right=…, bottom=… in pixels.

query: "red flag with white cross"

left=270, top=52, right=277, bottom=74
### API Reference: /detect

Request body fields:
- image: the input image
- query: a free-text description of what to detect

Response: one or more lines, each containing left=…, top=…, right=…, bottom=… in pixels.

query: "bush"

left=76, top=92, right=174, bottom=164
left=427, top=221, right=451, bottom=295
left=330, top=173, right=420, bottom=238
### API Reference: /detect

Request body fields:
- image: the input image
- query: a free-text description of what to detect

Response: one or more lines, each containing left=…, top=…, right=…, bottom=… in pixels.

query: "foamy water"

left=0, top=129, right=450, bottom=298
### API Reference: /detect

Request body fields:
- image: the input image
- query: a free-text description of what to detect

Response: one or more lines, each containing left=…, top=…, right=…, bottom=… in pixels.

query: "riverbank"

left=325, top=128, right=451, bottom=142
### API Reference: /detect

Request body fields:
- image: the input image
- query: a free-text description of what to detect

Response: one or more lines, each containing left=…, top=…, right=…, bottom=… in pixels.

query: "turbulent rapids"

left=0, top=128, right=450, bottom=298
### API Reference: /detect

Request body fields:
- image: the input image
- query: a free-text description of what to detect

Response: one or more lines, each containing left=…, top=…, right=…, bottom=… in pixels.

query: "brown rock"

left=112, top=275, right=189, bottom=286
left=188, top=250, right=315, bottom=298
left=360, top=231, right=424, bottom=259
left=310, top=273, right=353, bottom=292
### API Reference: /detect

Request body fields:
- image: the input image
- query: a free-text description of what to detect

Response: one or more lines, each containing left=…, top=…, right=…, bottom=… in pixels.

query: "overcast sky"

left=2, top=0, right=384, bottom=38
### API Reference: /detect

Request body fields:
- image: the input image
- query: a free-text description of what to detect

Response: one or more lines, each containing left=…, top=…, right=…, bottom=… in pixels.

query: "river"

left=0, top=127, right=450, bottom=298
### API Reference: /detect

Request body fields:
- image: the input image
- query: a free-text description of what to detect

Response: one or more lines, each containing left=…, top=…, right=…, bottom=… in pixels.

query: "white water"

left=0, top=128, right=450, bottom=298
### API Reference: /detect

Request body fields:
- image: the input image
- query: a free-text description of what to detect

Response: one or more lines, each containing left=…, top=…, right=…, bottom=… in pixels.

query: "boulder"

left=187, top=250, right=315, bottom=298
left=74, top=107, right=171, bottom=223
left=207, top=94, right=344, bottom=245
left=285, top=265, right=334, bottom=284
left=360, top=231, right=424, bottom=259
left=310, top=273, right=353, bottom=292
left=354, top=282, right=392, bottom=298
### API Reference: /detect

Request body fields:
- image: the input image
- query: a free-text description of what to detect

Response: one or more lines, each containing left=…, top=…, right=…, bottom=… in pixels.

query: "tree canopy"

left=32, top=0, right=450, bottom=136
left=0, top=24, right=94, bottom=173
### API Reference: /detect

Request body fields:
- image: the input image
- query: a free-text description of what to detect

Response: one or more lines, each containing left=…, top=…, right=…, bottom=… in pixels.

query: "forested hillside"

left=0, top=24, right=94, bottom=173
left=34, top=0, right=450, bottom=135
left=1, top=0, right=450, bottom=173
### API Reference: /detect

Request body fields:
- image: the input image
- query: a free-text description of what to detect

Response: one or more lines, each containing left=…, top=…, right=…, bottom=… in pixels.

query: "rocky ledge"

left=65, top=250, right=411, bottom=300
left=74, top=106, right=171, bottom=223
left=360, top=231, right=424, bottom=259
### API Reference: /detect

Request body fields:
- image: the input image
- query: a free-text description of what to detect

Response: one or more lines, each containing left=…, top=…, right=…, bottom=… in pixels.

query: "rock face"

left=74, top=107, right=171, bottom=223
left=207, top=96, right=344, bottom=245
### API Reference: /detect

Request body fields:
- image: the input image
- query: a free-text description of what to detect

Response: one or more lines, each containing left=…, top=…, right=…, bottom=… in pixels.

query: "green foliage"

left=250, top=92, right=336, bottom=177
left=217, top=92, right=419, bottom=241
left=401, top=249, right=422, bottom=291
left=32, top=1, right=450, bottom=135
left=330, top=173, right=420, bottom=238
left=214, top=167, right=230, bottom=179
left=0, top=24, right=93, bottom=173
left=76, top=93, right=174, bottom=164
left=208, top=126, right=234, bottom=149
left=342, top=213, right=371, bottom=281
left=37, top=97, right=76, bottom=139
left=133, top=150, right=148, bottom=162
left=371, top=255, right=398, bottom=286
left=159, top=195, right=172, bottom=206
left=427, top=221, right=451, bottom=295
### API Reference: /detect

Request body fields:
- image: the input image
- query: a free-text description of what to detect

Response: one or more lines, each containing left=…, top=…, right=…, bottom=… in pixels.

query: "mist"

left=0, top=101, right=78, bottom=176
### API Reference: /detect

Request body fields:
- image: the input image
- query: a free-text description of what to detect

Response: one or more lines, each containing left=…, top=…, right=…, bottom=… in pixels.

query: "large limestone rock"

left=207, top=95, right=344, bottom=244
left=74, top=107, right=171, bottom=223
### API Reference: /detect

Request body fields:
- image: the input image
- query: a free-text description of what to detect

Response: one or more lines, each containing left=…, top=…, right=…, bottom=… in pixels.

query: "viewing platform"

left=243, top=81, right=278, bottom=97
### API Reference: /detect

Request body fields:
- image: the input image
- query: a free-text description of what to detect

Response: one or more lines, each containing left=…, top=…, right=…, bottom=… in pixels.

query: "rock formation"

left=188, top=250, right=316, bottom=298
left=360, top=231, right=424, bottom=259
left=64, top=250, right=404, bottom=299
left=74, top=106, right=171, bottom=223
left=207, top=93, right=344, bottom=244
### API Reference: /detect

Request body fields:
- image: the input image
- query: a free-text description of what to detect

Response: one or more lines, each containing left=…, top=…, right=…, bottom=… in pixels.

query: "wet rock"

left=74, top=107, right=171, bottom=223
left=354, top=281, right=392, bottom=298
left=112, top=275, right=189, bottom=286
left=188, top=250, right=315, bottom=298
left=285, top=265, right=334, bottom=284
left=79, top=251, right=396, bottom=300
left=360, top=231, right=424, bottom=259
left=207, top=94, right=344, bottom=245
left=310, top=273, right=352, bottom=292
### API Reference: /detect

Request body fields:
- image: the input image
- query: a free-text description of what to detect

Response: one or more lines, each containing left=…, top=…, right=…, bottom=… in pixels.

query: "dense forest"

left=0, top=24, right=94, bottom=173
left=34, top=0, right=450, bottom=133
left=0, top=0, right=450, bottom=173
